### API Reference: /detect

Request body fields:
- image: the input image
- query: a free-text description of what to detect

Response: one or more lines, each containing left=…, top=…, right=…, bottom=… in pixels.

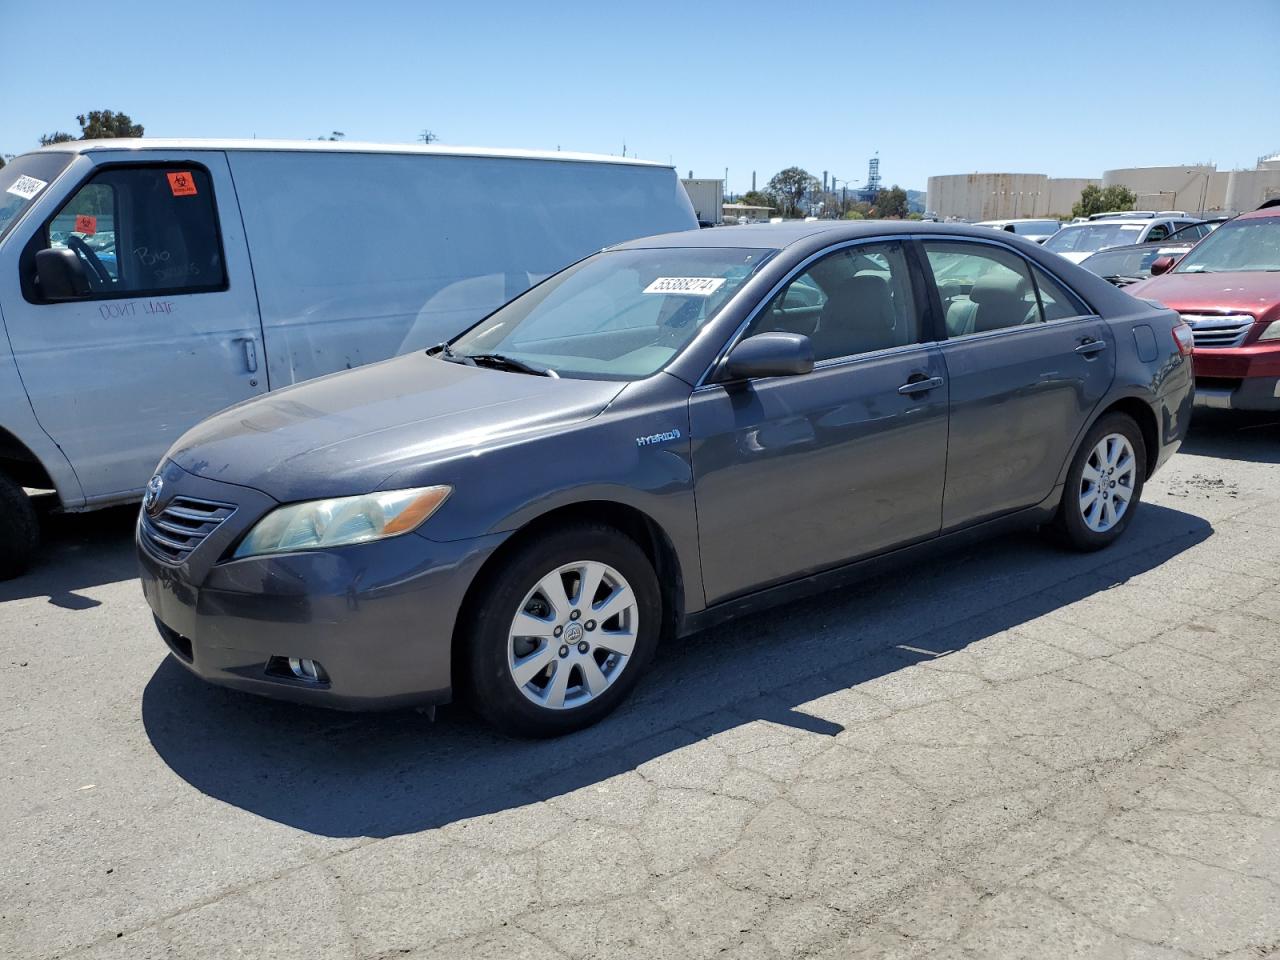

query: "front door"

left=690, top=240, right=949, bottom=605
left=2, top=152, right=266, bottom=503
left=918, top=239, right=1116, bottom=529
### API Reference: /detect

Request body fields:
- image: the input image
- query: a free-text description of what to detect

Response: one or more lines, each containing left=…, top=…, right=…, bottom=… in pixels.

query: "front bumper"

left=1193, top=342, right=1280, bottom=411
left=137, top=463, right=507, bottom=710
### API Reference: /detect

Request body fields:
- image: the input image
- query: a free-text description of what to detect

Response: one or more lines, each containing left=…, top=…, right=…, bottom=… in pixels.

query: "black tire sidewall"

left=465, top=523, right=661, bottom=738
left=1058, top=413, right=1146, bottom=551
left=0, top=471, right=39, bottom=580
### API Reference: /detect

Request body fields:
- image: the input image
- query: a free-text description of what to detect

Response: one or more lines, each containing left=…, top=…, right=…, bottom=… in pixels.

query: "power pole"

left=419, top=129, right=438, bottom=144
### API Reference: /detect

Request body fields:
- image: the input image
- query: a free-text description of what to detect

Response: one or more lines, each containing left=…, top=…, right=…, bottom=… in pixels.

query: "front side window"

left=924, top=241, right=1042, bottom=337
left=41, top=165, right=226, bottom=299
left=450, top=247, right=774, bottom=380
left=744, top=241, right=919, bottom=362
left=1173, top=215, right=1280, bottom=273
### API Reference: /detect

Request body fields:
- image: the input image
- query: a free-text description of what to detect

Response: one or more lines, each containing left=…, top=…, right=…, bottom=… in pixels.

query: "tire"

left=0, top=469, right=40, bottom=581
left=1052, top=413, right=1146, bottom=552
left=464, top=522, right=662, bottom=738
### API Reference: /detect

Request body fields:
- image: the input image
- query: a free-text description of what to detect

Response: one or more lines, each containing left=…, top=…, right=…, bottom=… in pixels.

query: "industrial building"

left=928, top=153, right=1280, bottom=221
left=925, top=173, right=1098, bottom=221
left=1102, top=155, right=1280, bottom=214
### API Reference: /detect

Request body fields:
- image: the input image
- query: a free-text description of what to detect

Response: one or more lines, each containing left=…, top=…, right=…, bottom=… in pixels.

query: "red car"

left=1127, top=206, right=1280, bottom=411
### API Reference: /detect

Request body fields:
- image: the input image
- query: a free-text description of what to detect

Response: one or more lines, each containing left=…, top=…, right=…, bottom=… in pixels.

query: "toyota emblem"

left=143, top=475, right=164, bottom=513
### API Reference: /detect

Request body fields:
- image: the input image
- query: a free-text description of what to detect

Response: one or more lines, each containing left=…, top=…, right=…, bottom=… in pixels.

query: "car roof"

left=1062, top=218, right=1156, bottom=227
left=30, top=138, right=670, bottom=169
left=1233, top=208, right=1280, bottom=222
left=609, top=220, right=1034, bottom=250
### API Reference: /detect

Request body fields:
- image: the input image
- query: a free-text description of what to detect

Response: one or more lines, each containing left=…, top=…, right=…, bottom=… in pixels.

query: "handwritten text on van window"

left=98, top=301, right=176, bottom=320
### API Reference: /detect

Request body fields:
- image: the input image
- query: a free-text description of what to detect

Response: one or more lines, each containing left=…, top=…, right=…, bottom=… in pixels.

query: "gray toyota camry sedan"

left=138, top=221, right=1195, bottom=736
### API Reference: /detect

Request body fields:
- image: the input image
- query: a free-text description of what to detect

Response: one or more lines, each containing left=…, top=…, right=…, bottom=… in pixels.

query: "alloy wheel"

left=1079, top=433, right=1137, bottom=533
left=506, top=560, right=639, bottom=710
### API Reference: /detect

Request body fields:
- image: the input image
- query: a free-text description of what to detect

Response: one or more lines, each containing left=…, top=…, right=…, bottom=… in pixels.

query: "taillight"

left=1172, top=322, right=1194, bottom=357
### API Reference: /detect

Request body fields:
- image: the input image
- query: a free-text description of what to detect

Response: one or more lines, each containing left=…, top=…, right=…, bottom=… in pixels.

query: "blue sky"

left=2, top=0, right=1277, bottom=193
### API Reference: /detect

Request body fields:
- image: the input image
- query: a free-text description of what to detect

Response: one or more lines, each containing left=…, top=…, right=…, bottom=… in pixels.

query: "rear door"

left=919, top=239, right=1115, bottom=529
left=2, top=151, right=265, bottom=503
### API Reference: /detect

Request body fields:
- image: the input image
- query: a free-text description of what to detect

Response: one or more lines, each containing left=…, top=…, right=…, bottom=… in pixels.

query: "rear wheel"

left=1053, top=413, right=1146, bottom=552
left=0, top=469, right=40, bottom=580
left=465, top=523, right=661, bottom=738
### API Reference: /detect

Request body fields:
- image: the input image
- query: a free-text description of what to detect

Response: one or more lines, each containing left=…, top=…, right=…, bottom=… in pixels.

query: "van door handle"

left=1075, top=338, right=1107, bottom=356
left=233, top=336, right=259, bottom=373
left=898, top=375, right=944, bottom=395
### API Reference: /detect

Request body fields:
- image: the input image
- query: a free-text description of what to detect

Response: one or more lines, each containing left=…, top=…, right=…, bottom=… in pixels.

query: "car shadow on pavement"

left=1180, top=409, right=1280, bottom=463
left=0, top=502, right=139, bottom=608
left=142, top=501, right=1212, bottom=839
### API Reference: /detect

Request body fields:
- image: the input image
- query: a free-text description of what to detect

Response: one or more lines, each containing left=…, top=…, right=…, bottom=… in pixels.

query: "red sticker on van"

left=166, top=172, right=198, bottom=197
left=74, top=214, right=97, bottom=235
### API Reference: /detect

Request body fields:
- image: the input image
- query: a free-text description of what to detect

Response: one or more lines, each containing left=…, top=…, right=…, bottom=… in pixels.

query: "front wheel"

left=0, top=469, right=40, bottom=580
left=1053, top=413, right=1146, bottom=552
left=464, top=523, right=662, bottom=738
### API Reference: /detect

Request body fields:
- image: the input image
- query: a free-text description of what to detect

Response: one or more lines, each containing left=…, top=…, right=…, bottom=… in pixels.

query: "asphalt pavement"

left=3, top=410, right=1279, bottom=960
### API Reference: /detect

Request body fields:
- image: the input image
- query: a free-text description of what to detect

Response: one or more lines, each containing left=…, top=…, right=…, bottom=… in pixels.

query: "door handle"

left=233, top=336, right=259, bottom=373
left=898, top=375, right=944, bottom=395
left=1075, top=338, right=1107, bottom=356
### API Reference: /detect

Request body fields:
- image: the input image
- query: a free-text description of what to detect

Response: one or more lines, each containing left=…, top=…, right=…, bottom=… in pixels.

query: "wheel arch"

left=0, top=423, right=56, bottom=490
left=1094, top=396, right=1160, bottom=479
left=450, top=499, right=687, bottom=687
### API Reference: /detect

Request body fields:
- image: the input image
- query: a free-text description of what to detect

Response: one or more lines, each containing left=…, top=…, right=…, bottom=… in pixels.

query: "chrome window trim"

left=694, top=233, right=910, bottom=388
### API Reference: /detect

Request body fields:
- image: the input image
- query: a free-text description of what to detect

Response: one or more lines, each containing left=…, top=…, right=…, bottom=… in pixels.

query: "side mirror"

left=720, top=332, right=814, bottom=381
left=1149, top=255, right=1176, bottom=276
left=35, top=248, right=90, bottom=301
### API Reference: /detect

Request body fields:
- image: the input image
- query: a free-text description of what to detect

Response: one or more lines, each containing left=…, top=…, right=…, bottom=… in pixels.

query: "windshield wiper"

left=464, top=353, right=558, bottom=377
left=1103, top=275, right=1143, bottom=286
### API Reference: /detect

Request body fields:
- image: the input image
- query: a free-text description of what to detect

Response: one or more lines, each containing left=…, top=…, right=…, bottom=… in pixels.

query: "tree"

left=1071, top=184, right=1136, bottom=219
left=872, top=184, right=909, bottom=219
left=739, top=189, right=775, bottom=210
left=766, top=167, right=820, bottom=217
left=39, top=111, right=143, bottom=147
left=317, top=131, right=345, bottom=141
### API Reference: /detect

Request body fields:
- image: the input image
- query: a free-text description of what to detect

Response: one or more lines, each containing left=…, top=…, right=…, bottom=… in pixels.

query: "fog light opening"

left=287, top=657, right=329, bottom=683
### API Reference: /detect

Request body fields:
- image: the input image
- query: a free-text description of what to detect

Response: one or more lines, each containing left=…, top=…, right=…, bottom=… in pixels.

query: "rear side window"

left=41, top=165, right=226, bottom=300
left=1030, top=264, right=1088, bottom=321
left=923, top=241, right=1041, bottom=337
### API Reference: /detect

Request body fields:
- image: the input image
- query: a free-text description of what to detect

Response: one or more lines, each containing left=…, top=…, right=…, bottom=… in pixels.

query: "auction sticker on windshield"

left=643, top=277, right=727, bottom=296
left=6, top=175, right=47, bottom=200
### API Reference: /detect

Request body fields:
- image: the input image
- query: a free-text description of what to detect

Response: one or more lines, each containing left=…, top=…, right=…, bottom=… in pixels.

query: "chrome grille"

left=1180, top=313, right=1255, bottom=349
left=140, top=496, right=235, bottom=563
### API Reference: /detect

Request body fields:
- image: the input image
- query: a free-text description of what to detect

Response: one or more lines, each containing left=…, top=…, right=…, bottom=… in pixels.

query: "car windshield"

left=1012, top=220, right=1060, bottom=235
left=1079, top=246, right=1170, bottom=281
left=448, top=247, right=775, bottom=380
left=0, top=152, right=74, bottom=242
left=1043, top=222, right=1147, bottom=254
left=1173, top=216, right=1280, bottom=273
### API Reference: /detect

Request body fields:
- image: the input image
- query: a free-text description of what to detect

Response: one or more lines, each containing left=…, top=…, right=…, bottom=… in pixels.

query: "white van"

left=0, top=140, right=697, bottom=576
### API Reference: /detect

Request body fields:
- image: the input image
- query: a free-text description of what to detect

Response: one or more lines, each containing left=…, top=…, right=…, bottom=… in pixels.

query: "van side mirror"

left=1149, top=255, right=1176, bottom=276
left=35, top=248, right=91, bottom=301
left=720, top=332, right=814, bottom=381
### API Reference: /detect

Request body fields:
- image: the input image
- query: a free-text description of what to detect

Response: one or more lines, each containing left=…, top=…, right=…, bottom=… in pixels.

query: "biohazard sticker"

left=643, top=277, right=726, bottom=296
left=74, top=214, right=97, bottom=235
left=6, top=175, right=47, bottom=200
left=166, top=172, right=198, bottom=196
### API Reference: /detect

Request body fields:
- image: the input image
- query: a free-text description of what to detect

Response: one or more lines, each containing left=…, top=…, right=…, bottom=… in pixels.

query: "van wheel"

left=0, top=470, right=40, bottom=580
left=465, top=523, right=661, bottom=738
left=1052, top=413, right=1146, bottom=552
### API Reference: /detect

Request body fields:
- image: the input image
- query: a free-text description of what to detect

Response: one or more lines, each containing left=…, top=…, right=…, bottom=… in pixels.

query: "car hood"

left=1124, top=271, right=1280, bottom=317
left=168, top=352, right=626, bottom=499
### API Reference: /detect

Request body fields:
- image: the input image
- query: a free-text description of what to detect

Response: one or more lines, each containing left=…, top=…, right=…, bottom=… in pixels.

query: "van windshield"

left=1043, top=222, right=1146, bottom=254
left=0, top=152, right=74, bottom=242
left=449, top=247, right=775, bottom=380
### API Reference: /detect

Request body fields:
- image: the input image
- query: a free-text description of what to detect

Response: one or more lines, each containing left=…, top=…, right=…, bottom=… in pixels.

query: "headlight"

left=233, top=486, right=451, bottom=558
left=1259, top=320, right=1280, bottom=341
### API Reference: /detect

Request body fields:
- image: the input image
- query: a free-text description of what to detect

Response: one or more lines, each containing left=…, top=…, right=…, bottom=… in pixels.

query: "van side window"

left=923, top=241, right=1041, bottom=338
left=42, top=165, right=226, bottom=300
